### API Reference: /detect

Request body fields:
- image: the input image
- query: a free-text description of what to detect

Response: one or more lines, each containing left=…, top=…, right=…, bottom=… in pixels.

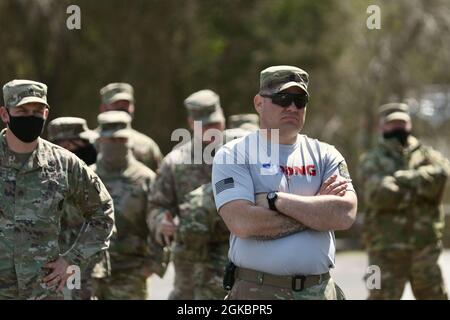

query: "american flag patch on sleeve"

left=215, top=177, right=235, bottom=195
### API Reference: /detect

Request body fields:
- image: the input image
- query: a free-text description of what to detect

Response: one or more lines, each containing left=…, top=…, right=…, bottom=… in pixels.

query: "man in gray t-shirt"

left=212, top=65, right=358, bottom=300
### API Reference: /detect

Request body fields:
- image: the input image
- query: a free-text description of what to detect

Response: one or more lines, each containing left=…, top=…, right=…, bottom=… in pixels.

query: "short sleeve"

left=323, top=145, right=355, bottom=193
left=212, top=146, right=255, bottom=210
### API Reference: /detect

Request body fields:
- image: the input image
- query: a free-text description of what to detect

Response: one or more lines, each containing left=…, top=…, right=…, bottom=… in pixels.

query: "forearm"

left=63, top=201, right=115, bottom=266
left=276, top=192, right=357, bottom=231
left=220, top=201, right=306, bottom=240
left=246, top=208, right=306, bottom=240
left=147, top=164, right=179, bottom=223
left=398, top=166, right=448, bottom=200
left=147, top=194, right=179, bottom=237
left=364, top=176, right=410, bottom=210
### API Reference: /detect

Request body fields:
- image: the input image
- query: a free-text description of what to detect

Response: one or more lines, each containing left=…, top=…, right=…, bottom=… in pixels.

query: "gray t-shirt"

left=212, top=131, right=355, bottom=276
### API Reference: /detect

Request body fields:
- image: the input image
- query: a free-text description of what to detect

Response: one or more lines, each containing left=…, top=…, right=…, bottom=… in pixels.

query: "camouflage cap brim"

left=277, top=82, right=309, bottom=96
left=79, top=130, right=100, bottom=143
left=14, top=96, right=49, bottom=108
left=98, top=128, right=131, bottom=139
left=384, top=112, right=411, bottom=123
left=105, top=92, right=134, bottom=104
left=378, top=103, right=409, bottom=117
left=195, top=109, right=225, bottom=124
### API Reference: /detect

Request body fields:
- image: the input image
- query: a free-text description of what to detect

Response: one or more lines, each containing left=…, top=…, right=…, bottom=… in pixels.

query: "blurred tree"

left=0, top=0, right=449, bottom=186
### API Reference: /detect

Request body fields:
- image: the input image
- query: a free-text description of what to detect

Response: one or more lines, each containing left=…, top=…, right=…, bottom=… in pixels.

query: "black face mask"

left=73, top=143, right=97, bottom=165
left=7, top=110, right=46, bottom=143
left=383, top=128, right=410, bottom=146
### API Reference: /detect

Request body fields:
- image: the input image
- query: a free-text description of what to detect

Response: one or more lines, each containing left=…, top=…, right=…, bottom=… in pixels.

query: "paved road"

left=147, top=250, right=450, bottom=300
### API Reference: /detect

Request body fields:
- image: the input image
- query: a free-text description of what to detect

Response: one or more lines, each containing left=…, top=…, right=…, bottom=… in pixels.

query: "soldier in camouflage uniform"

left=0, top=80, right=115, bottom=300
left=47, top=117, right=98, bottom=166
left=228, top=113, right=259, bottom=132
left=47, top=117, right=101, bottom=299
left=92, top=111, right=165, bottom=300
left=359, top=102, right=450, bottom=300
left=148, top=89, right=226, bottom=300
left=178, top=128, right=251, bottom=300
left=99, top=83, right=163, bottom=171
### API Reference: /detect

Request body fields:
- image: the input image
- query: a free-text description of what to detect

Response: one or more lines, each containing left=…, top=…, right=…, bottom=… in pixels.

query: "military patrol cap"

left=184, top=89, right=225, bottom=124
left=379, top=103, right=411, bottom=123
left=48, top=117, right=98, bottom=143
left=100, top=82, right=134, bottom=105
left=260, top=65, right=309, bottom=96
left=228, top=113, right=259, bottom=131
left=3, top=79, right=49, bottom=108
left=97, top=111, right=132, bottom=138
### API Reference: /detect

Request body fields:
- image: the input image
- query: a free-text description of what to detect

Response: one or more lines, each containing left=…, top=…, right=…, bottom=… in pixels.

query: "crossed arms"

left=218, top=175, right=358, bottom=240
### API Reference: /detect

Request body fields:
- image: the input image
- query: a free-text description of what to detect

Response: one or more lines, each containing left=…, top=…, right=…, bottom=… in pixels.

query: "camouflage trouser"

left=0, top=267, right=64, bottom=300
left=93, top=271, right=148, bottom=300
left=193, top=262, right=227, bottom=300
left=226, top=277, right=345, bottom=300
left=168, top=257, right=195, bottom=300
left=0, top=286, right=63, bottom=300
left=63, top=252, right=107, bottom=300
left=367, top=245, right=448, bottom=300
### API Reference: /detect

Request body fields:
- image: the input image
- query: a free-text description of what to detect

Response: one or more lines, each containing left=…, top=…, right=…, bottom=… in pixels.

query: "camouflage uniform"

left=177, top=128, right=252, bottom=300
left=148, top=89, right=225, bottom=300
left=0, top=80, right=115, bottom=300
left=92, top=112, right=164, bottom=300
left=47, top=117, right=101, bottom=300
left=227, top=113, right=259, bottom=132
left=47, top=117, right=98, bottom=151
left=228, top=277, right=345, bottom=300
left=99, top=83, right=163, bottom=171
left=359, top=103, right=450, bottom=300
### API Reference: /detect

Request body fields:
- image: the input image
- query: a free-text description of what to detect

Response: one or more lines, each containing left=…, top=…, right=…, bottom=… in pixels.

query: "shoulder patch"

left=338, top=161, right=351, bottom=180
left=215, top=177, right=235, bottom=195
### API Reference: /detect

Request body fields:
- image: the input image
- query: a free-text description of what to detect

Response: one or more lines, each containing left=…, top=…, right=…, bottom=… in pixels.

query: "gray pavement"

left=147, top=250, right=450, bottom=300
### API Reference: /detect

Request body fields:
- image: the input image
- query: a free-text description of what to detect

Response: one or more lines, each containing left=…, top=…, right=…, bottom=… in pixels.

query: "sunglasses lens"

left=263, top=93, right=308, bottom=109
left=270, top=94, right=288, bottom=107
left=294, top=96, right=308, bottom=109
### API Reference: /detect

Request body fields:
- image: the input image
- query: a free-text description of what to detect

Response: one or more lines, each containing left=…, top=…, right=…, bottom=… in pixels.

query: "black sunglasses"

left=261, top=93, right=309, bottom=109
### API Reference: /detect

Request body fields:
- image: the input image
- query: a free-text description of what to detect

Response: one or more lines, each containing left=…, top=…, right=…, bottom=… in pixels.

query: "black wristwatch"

left=267, top=191, right=278, bottom=211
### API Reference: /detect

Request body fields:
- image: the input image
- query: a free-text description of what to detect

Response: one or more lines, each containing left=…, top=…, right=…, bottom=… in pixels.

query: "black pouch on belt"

left=223, top=261, right=236, bottom=290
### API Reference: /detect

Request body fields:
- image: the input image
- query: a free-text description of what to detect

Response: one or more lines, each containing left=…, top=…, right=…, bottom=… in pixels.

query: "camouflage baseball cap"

left=184, top=89, right=225, bottom=124
left=97, top=111, right=132, bottom=138
left=3, top=79, right=49, bottom=108
left=379, top=103, right=411, bottom=123
left=228, top=113, right=259, bottom=131
left=48, top=117, right=98, bottom=143
left=100, top=82, right=134, bottom=105
left=260, top=65, right=309, bottom=96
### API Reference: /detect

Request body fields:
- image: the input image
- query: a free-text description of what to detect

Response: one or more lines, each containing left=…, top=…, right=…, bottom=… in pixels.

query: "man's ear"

left=0, top=106, right=10, bottom=124
left=128, top=103, right=135, bottom=116
left=406, top=119, right=412, bottom=132
left=254, top=94, right=263, bottom=114
left=43, top=108, right=50, bottom=120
